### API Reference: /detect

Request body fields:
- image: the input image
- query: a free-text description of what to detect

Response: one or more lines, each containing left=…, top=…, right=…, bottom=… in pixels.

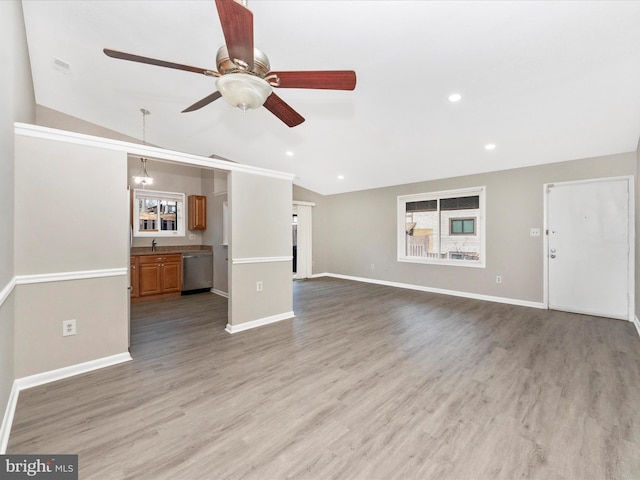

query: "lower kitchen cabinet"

left=132, top=254, right=182, bottom=302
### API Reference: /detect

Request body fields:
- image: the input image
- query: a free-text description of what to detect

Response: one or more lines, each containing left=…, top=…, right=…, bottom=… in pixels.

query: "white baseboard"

left=313, top=273, right=546, bottom=309
left=634, top=316, right=640, bottom=338
left=0, top=382, right=19, bottom=454
left=225, top=311, right=295, bottom=334
left=211, top=288, right=229, bottom=298
left=0, top=352, right=131, bottom=454
left=15, top=352, right=132, bottom=391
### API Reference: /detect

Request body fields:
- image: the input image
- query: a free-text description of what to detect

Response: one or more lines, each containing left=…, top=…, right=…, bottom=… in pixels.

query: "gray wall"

left=0, top=0, right=35, bottom=431
left=37, top=105, right=142, bottom=144
left=228, top=172, right=292, bottom=326
left=14, top=136, right=129, bottom=377
left=319, top=152, right=634, bottom=304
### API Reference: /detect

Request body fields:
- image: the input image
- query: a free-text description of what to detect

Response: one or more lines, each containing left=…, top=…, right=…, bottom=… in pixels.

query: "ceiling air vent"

left=52, top=57, right=71, bottom=74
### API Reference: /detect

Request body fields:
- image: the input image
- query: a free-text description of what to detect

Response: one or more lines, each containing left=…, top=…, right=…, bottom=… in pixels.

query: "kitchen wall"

left=128, top=158, right=206, bottom=248
left=14, top=135, right=129, bottom=377
left=0, top=0, right=35, bottom=448
left=313, top=152, right=634, bottom=305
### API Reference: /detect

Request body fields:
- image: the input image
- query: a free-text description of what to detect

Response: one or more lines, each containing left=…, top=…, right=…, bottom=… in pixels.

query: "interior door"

left=547, top=177, right=630, bottom=320
left=293, top=204, right=313, bottom=279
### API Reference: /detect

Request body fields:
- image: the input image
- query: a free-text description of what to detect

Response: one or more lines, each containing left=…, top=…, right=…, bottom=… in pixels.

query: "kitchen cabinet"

left=132, top=254, right=182, bottom=302
left=188, top=195, right=206, bottom=230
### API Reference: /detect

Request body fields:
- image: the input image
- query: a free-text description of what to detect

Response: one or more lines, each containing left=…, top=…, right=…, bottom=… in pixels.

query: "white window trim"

left=397, top=186, right=486, bottom=268
left=133, top=189, right=186, bottom=237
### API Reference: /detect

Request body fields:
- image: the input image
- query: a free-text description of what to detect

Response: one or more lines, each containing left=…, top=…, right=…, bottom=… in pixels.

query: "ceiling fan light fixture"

left=216, top=73, right=272, bottom=112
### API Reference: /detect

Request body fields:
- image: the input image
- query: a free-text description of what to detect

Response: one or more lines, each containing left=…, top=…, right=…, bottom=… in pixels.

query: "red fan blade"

left=104, top=49, right=215, bottom=76
left=215, top=0, right=254, bottom=71
left=182, top=91, right=223, bottom=113
left=263, top=93, right=305, bottom=128
left=270, top=70, right=356, bottom=90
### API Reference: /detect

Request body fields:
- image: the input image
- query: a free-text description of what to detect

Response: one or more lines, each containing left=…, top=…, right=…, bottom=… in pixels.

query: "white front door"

left=546, top=177, right=631, bottom=320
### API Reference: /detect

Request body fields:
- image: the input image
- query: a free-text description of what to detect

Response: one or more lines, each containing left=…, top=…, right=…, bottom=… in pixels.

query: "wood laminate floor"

left=8, top=278, right=640, bottom=479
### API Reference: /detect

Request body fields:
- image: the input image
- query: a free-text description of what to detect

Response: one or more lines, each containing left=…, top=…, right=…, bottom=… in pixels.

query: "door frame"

left=293, top=201, right=315, bottom=279
left=542, top=175, right=634, bottom=321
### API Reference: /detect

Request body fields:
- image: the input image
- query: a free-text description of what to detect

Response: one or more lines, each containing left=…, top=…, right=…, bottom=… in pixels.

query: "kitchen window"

left=133, top=189, right=186, bottom=237
left=397, top=186, right=485, bottom=267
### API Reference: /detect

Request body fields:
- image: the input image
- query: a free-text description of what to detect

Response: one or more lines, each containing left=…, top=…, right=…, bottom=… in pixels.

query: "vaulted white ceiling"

left=21, top=1, right=640, bottom=195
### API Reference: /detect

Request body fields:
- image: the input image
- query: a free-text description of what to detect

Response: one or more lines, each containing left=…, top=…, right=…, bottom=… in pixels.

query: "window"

left=398, top=186, right=485, bottom=267
left=133, top=189, right=185, bottom=237
left=450, top=218, right=475, bottom=235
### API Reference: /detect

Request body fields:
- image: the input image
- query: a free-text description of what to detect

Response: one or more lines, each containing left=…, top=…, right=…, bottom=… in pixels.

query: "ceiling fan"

left=104, top=0, right=356, bottom=127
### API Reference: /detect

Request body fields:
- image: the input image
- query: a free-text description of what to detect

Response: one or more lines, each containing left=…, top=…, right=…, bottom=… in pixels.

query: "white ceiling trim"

left=14, top=123, right=296, bottom=182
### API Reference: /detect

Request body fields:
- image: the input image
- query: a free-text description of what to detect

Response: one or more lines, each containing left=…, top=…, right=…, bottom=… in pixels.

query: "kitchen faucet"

left=151, top=238, right=157, bottom=252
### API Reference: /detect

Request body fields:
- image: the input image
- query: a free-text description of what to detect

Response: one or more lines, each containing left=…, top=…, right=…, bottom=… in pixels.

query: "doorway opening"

left=292, top=202, right=314, bottom=279
left=292, top=214, right=298, bottom=275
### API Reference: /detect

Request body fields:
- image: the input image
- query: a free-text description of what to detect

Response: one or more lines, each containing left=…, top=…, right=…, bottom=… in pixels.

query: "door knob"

left=550, top=254, right=556, bottom=259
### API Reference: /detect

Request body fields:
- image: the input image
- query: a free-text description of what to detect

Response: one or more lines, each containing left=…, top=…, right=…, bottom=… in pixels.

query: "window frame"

left=397, top=186, right=486, bottom=268
left=133, top=189, right=186, bottom=238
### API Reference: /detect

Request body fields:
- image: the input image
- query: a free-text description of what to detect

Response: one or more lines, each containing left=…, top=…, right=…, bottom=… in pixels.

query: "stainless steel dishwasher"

left=182, top=251, right=213, bottom=293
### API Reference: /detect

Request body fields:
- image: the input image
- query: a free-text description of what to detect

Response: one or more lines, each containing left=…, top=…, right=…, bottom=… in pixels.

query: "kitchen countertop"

left=131, top=245, right=213, bottom=256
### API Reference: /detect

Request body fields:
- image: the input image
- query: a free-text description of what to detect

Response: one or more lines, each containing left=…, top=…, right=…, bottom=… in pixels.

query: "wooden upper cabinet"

left=188, top=195, right=206, bottom=230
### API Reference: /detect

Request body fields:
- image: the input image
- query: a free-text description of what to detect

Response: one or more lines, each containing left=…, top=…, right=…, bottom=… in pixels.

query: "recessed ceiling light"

left=286, top=151, right=294, bottom=156
left=337, top=175, right=345, bottom=180
left=485, top=144, right=496, bottom=150
left=448, top=93, right=462, bottom=102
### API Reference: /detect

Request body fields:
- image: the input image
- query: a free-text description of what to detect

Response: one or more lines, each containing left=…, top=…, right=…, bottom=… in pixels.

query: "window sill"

left=397, top=256, right=485, bottom=268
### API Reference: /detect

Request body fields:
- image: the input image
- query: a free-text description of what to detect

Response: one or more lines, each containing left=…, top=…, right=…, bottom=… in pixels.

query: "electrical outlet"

left=496, top=276, right=502, bottom=284
left=189, top=234, right=196, bottom=240
left=530, top=228, right=541, bottom=237
left=62, top=319, right=76, bottom=337
left=256, top=281, right=263, bottom=292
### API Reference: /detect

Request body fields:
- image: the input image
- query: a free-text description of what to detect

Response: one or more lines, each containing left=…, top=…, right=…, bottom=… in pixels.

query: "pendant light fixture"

left=133, top=108, right=153, bottom=186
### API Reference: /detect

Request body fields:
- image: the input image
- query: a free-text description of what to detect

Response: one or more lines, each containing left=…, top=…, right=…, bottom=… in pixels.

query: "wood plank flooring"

left=8, top=277, right=640, bottom=479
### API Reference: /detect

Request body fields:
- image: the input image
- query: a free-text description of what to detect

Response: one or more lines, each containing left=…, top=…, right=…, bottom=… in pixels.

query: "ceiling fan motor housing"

left=216, top=45, right=270, bottom=77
